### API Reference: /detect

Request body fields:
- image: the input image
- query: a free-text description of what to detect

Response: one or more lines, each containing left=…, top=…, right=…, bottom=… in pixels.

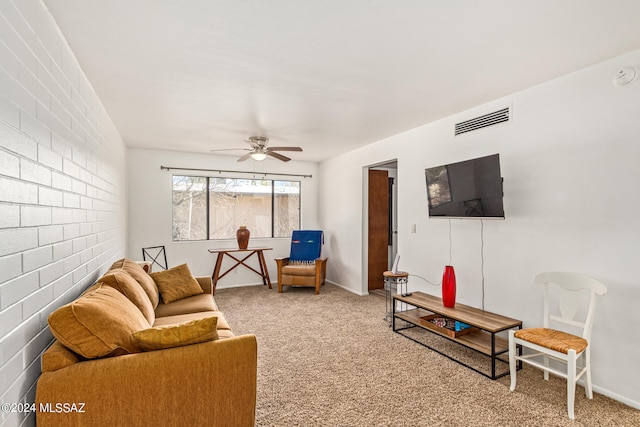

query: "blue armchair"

left=275, top=230, right=328, bottom=294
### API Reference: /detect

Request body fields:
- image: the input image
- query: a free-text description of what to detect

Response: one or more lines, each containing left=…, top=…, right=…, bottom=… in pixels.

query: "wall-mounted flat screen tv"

left=425, top=154, right=504, bottom=219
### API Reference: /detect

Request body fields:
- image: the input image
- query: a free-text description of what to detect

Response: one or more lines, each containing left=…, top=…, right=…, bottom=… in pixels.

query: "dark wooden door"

left=368, top=169, right=389, bottom=291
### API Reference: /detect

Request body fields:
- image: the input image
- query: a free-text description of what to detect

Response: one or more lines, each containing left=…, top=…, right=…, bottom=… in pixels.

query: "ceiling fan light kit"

left=251, top=152, right=268, bottom=161
left=211, top=136, right=303, bottom=162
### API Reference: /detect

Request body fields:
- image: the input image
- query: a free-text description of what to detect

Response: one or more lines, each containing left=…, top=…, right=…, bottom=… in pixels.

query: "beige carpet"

left=215, top=284, right=638, bottom=426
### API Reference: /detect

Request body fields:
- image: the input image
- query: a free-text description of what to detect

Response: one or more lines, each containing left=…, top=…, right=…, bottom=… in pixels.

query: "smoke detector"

left=613, top=67, right=637, bottom=87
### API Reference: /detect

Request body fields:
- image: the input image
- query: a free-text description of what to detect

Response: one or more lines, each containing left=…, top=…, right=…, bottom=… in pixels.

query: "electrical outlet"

left=411, top=224, right=416, bottom=233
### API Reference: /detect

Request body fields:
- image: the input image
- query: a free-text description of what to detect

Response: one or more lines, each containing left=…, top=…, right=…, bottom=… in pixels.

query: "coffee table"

left=393, top=291, right=522, bottom=379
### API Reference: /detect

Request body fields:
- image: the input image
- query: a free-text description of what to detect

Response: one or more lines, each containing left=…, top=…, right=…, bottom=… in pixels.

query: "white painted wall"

left=127, top=148, right=318, bottom=288
left=319, top=50, right=640, bottom=407
left=2, top=0, right=637, bottom=418
left=0, top=2, right=127, bottom=426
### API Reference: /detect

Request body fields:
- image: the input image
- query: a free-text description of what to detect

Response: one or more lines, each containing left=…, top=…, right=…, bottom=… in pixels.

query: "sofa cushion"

left=81, top=281, right=103, bottom=296
left=98, top=270, right=155, bottom=324
left=110, top=258, right=160, bottom=308
left=133, top=317, right=218, bottom=351
left=150, top=263, right=204, bottom=304
left=152, top=311, right=232, bottom=331
left=48, top=285, right=149, bottom=359
left=154, top=293, right=218, bottom=318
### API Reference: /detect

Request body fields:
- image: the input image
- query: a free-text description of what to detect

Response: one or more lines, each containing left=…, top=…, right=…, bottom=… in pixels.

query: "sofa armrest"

left=36, top=334, right=257, bottom=427
left=195, top=276, right=213, bottom=294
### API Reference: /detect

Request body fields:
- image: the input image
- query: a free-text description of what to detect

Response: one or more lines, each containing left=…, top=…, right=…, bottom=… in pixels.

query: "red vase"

left=236, top=226, right=250, bottom=249
left=442, top=265, right=456, bottom=308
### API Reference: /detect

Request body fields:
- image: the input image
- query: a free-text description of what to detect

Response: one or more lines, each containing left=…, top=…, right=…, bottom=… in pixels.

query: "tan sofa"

left=35, top=259, right=257, bottom=427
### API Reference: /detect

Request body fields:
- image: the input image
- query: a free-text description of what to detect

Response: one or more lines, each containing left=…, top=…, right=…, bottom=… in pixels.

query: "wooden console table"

left=393, top=291, right=522, bottom=379
left=208, top=247, right=273, bottom=294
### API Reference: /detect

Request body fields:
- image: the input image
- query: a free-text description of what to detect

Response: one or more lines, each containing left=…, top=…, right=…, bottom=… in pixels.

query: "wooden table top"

left=394, top=291, right=521, bottom=332
left=383, top=270, right=409, bottom=278
left=208, top=247, right=273, bottom=254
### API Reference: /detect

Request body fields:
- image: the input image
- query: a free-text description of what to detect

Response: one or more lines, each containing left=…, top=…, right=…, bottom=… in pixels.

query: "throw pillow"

left=110, top=258, right=160, bottom=308
left=98, top=270, right=155, bottom=324
left=48, top=285, right=150, bottom=359
left=150, top=263, right=204, bottom=304
left=133, top=317, right=218, bottom=351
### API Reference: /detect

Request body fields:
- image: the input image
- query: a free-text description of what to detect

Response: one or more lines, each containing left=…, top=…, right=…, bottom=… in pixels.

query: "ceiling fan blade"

left=267, top=146, right=303, bottom=152
left=210, top=148, right=250, bottom=152
left=266, top=151, right=291, bottom=162
left=237, top=152, right=253, bottom=162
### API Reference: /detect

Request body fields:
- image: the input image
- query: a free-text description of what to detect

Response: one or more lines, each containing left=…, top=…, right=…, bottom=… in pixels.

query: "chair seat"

left=514, top=327, right=588, bottom=354
left=282, top=264, right=317, bottom=276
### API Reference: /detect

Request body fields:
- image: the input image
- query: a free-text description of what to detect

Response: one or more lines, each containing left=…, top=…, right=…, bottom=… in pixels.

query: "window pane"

left=273, top=180, right=300, bottom=238
left=209, top=178, right=272, bottom=239
left=172, top=176, right=207, bottom=240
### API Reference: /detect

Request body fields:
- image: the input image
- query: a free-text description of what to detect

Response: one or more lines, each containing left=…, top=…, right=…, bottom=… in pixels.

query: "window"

left=172, top=175, right=300, bottom=241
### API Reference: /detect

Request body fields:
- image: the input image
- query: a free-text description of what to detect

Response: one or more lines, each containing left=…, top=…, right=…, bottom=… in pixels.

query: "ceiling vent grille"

left=455, top=107, right=510, bottom=136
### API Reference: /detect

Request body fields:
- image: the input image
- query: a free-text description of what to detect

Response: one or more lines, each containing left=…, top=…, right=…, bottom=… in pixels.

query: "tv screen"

left=425, top=154, right=504, bottom=219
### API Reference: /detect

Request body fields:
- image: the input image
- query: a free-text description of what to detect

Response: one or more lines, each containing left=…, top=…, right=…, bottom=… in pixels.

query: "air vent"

left=455, top=107, right=510, bottom=136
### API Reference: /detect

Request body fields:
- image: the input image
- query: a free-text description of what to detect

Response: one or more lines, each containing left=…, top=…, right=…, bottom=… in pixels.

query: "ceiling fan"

left=211, top=136, right=303, bottom=162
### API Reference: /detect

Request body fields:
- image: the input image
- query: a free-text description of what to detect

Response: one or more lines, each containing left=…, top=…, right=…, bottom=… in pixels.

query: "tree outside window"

left=172, top=175, right=300, bottom=241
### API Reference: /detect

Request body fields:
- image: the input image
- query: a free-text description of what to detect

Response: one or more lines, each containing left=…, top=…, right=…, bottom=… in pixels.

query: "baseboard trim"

left=592, top=384, right=640, bottom=410
left=325, top=280, right=367, bottom=296
left=216, top=282, right=265, bottom=290
left=217, top=280, right=367, bottom=296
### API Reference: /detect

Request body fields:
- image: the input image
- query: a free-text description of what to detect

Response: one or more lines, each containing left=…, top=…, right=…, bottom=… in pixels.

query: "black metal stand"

left=142, top=245, right=168, bottom=270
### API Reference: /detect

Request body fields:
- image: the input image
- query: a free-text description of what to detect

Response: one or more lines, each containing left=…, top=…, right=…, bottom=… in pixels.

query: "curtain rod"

left=160, top=165, right=312, bottom=179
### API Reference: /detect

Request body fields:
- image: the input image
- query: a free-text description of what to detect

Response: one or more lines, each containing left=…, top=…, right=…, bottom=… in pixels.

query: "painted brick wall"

left=0, top=1, right=127, bottom=426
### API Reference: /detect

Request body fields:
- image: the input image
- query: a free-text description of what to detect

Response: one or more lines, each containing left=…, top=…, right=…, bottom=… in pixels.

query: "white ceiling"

left=43, top=0, right=640, bottom=163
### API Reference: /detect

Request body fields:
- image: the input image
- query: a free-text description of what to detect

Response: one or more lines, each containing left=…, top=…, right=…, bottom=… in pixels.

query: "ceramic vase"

left=236, top=226, right=250, bottom=249
left=442, top=265, right=456, bottom=308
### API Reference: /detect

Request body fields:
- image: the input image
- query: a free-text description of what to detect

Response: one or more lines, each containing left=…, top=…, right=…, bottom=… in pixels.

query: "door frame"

left=362, top=160, right=398, bottom=295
